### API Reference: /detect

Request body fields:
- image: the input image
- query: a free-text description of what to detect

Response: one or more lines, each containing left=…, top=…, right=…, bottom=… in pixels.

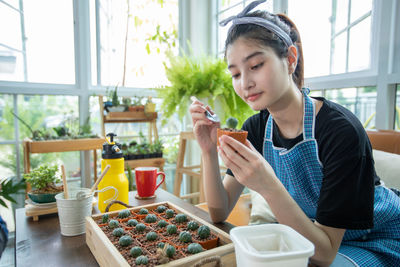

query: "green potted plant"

left=23, top=164, right=63, bottom=203
left=157, top=51, right=255, bottom=126
left=0, top=177, right=26, bottom=208
left=108, top=86, right=125, bottom=112
left=129, top=96, right=145, bottom=112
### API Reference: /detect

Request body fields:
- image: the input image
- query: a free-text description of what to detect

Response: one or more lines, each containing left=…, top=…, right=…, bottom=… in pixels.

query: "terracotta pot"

left=217, top=128, right=248, bottom=146
left=195, top=236, right=219, bottom=250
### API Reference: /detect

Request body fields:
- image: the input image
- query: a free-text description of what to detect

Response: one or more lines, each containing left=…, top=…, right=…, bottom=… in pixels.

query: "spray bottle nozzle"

left=106, top=133, right=117, bottom=144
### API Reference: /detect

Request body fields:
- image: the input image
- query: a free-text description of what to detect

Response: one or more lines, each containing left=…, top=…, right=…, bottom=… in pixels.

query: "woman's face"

left=226, top=37, right=292, bottom=111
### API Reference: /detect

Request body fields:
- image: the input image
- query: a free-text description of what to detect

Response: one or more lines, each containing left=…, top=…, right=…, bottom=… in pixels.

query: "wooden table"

left=15, top=189, right=235, bottom=267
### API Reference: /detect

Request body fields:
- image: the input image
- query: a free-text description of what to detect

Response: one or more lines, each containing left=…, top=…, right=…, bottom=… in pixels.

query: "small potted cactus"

left=217, top=117, right=248, bottom=146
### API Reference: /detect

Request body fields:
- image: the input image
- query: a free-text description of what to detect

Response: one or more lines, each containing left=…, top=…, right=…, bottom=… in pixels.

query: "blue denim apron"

left=263, top=89, right=400, bottom=266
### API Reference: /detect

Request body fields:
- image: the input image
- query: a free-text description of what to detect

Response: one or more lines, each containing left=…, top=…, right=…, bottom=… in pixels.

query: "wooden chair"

left=173, top=131, right=226, bottom=203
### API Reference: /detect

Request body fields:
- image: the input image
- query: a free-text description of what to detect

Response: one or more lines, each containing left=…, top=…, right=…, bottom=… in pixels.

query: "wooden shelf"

left=124, top=157, right=165, bottom=170
left=25, top=137, right=105, bottom=153
left=104, top=111, right=157, bottom=122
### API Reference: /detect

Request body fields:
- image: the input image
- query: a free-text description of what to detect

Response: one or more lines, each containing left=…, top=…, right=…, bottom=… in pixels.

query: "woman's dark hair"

left=224, top=11, right=304, bottom=89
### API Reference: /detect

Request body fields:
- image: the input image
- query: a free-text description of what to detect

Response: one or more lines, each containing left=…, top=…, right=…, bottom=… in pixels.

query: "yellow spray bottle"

left=98, top=133, right=129, bottom=212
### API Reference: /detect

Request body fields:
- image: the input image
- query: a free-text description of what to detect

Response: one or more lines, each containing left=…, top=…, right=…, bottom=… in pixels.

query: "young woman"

left=189, top=1, right=400, bottom=266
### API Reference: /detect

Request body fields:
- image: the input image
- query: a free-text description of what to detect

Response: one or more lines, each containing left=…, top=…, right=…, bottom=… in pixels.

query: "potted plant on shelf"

left=23, top=164, right=63, bottom=203
left=129, top=96, right=145, bottom=112
left=145, top=96, right=156, bottom=113
left=157, top=51, right=255, bottom=126
left=108, top=86, right=125, bottom=112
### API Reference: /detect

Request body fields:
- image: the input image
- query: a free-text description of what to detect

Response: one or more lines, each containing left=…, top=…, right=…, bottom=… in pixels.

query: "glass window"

left=396, top=84, right=400, bottom=131
left=0, top=145, right=17, bottom=179
left=325, top=86, right=377, bottom=129
left=17, top=95, right=79, bottom=140
left=217, top=0, right=273, bottom=56
left=0, top=0, right=75, bottom=84
left=92, top=0, right=179, bottom=88
left=0, top=94, right=14, bottom=141
left=288, top=0, right=331, bottom=78
left=288, top=0, right=372, bottom=77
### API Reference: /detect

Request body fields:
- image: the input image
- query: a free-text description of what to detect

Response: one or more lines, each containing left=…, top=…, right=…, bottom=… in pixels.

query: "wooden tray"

left=85, top=201, right=236, bottom=266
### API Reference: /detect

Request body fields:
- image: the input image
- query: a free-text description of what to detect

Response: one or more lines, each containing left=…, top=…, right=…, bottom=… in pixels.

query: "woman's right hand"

left=189, top=99, right=220, bottom=152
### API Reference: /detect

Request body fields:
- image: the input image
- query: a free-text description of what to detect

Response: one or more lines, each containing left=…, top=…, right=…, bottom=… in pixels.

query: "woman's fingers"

left=217, top=145, right=242, bottom=175
left=220, top=135, right=258, bottom=160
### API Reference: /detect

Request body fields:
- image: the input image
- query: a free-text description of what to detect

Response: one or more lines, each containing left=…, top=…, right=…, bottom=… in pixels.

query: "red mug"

left=135, top=167, right=165, bottom=198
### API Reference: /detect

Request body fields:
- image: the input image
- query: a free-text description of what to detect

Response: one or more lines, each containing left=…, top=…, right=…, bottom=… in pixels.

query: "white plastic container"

left=230, top=224, right=314, bottom=267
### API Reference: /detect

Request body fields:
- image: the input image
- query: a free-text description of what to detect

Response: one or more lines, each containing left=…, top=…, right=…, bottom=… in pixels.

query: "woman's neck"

left=268, top=84, right=304, bottom=139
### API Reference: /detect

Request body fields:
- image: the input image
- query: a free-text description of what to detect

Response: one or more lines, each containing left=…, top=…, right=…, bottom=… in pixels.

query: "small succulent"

left=135, top=255, right=149, bottom=265
left=197, top=225, right=210, bottom=239
left=175, top=213, right=187, bottom=223
left=226, top=117, right=238, bottom=129
left=166, top=224, right=177, bottom=235
left=144, top=214, right=157, bottom=223
left=187, top=221, right=199, bottom=231
left=112, top=227, right=124, bottom=237
left=165, top=245, right=176, bottom=258
left=119, top=235, right=133, bottom=246
left=118, top=209, right=131, bottom=219
left=139, top=208, right=148, bottom=215
left=165, top=209, right=174, bottom=218
left=187, top=243, right=204, bottom=254
left=146, top=231, right=158, bottom=241
left=135, top=223, right=146, bottom=232
left=157, top=220, right=168, bottom=228
left=130, top=246, right=142, bottom=257
left=157, top=242, right=165, bottom=249
left=127, top=219, right=138, bottom=227
left=108, top=219, right=119, bottom=229
left=179, top=231, right=192, bottom=243
left=156, top=205, right=167, bottom=213
left=101, top=214, right=109, bottom=223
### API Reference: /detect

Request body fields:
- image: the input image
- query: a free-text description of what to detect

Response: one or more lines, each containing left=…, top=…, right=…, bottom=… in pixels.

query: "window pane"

left=332, top=32, right=347, bottom=74
left=0, top=4, right=23, bottom=81
left=351, top=0, right=372, bottom=23
left=325, top=87, right=377, bottom=129
left=288, top=0, right=331, bottom=78
left=94, top=0, right=178, bottom=88
left=0, top=145, right=16, bottom=179
left=1, top=0, right=76, bottom=83
left=396, top=84, right=400, bottom=131
left=220, top=0, right=243, bottom=11
left=335, top=0, right=349, bottom=32
left=17, top=95, right=79, bottom=140
left=348, top=17, right=371, bottom=72
left=0, top=94, right=15, bottom=141
left=309, top=90, right=324, bottom=97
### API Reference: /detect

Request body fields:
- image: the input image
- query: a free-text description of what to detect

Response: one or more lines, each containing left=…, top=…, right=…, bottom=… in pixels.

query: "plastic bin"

left=230, top=224, right=314, bottom=267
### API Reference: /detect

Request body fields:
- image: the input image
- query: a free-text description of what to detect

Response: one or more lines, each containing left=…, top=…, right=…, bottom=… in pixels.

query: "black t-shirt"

left=227, top=97, right=378, bottom=229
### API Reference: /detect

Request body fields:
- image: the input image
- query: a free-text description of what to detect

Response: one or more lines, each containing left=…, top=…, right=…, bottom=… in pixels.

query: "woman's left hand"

left=217, top=135, right=277, bottom=194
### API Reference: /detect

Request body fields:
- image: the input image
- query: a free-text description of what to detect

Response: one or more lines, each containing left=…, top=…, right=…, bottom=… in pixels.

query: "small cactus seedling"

left=135, top=255, right=149, bottom=265
left=139, top=208, right=148, bottom=214
left=197, top=225, right=211, bottom=239
left=156, top=205, right=167, bottom=213
left=187, top=221, right=199, bottom=231
left=175, top=213, right=187, bottom=223
left=146, top=231, right=158, bottom=241
left=144, top=214, right=157, bottom=223
left=157, top=220, right=168, bottom=228
left=166, top=224, right=177, bottom=235
left=187, top=243, right=204, bottom=254
left=119, top=235, right=133, bottom=246
left=112, top=227, right=124, bottom=237
left=135, top=223, right=146, bottom=232
left=130, top=246, right=142, bottom=257
left=101, top=214, right=109, bottom=223
left=165, top=245, right=176, bottom=258
left=108, top=219, right=119, bottom=229
left=127, top=219, right=138, bottom=227
left=165, top=209, right=174, bottom=218
left=157, top=242, right=165, bottom=249
left=226, top=117, right=238, bottom=129
left=118, top=209, right=131, bottom=219
left=179, top=231, right=192, bottom=243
